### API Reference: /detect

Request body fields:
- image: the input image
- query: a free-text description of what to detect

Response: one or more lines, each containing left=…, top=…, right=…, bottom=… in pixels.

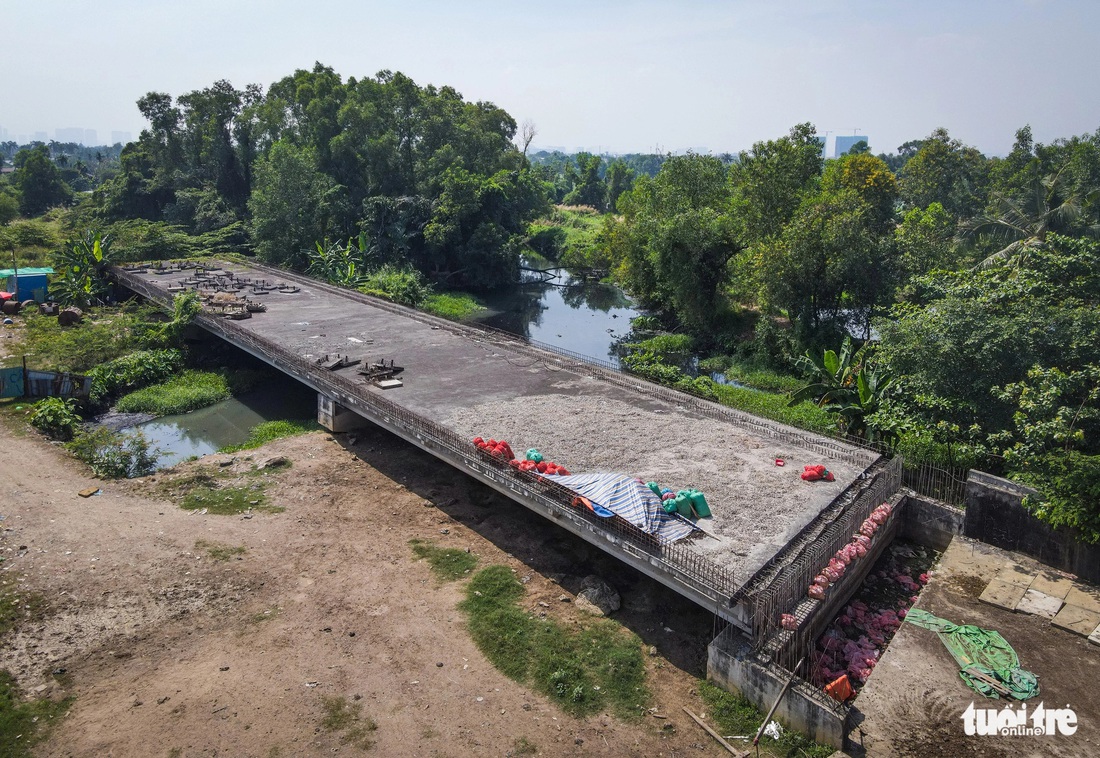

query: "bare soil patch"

left=1, top=419, right=733, bottom=757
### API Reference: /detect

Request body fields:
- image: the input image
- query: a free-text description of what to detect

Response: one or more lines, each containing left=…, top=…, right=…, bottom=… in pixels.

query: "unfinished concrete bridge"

left=114, top=260, right=908, bottom=744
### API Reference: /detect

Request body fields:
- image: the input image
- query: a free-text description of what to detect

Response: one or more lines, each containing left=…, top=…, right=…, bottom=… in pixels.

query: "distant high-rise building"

left=33, top=131, right=48, bottom=143
left=834, top=135, right=869, bottom=157
left=111, top=131, right=132, bottom=145
left=84, top=129, right=98, bottom=145
left=56, top=127, right=85, bottom=143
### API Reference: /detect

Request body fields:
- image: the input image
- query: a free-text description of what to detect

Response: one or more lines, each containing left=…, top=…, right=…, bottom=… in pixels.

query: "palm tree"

left=966, top=167, right=1099, bottom=270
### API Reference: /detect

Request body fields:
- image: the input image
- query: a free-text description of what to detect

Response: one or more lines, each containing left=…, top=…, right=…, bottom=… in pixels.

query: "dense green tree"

left=563, top=153, right=606, bottom=209
left=13, top=145, right=72, bottom=215
left=614, top=154, right=738, bottom=330
left=248, top=140, right=337, bottom=268
left=730, top=123, right=824, bottom=246
left=895, top=202, right=960, bottom=280
left=898, top=128, right=990, bottom=219
left=605, top=159, right=635, bottom=211
left=875, top=234, right=1100, bottom=437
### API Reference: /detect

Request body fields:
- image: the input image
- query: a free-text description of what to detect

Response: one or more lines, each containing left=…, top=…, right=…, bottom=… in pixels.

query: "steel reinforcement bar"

left=116, top=270, right=740, bottom=608
left=746, top=456, right=903, bottom=645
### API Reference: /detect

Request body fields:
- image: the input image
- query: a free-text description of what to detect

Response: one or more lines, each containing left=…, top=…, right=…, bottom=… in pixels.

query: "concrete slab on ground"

left=978, top=577, right=1027, bottom=611
left=1066, top=584, right=1100, bottom=614
left=1030, top=569, right=1075, bottom=600
left=1089, top=625, right=1100, bottom=647
left=1052, top=603, right=1100, bottom=636
left=994, top=565, right=1034, bottom=587
left=1015, top=588, right=1064, bottom=618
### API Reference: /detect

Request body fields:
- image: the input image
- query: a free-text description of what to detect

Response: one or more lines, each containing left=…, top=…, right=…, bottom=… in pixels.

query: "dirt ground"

left=0, top=415, right=736, bottom=758
left=851, top=536, right=1100, bottom=757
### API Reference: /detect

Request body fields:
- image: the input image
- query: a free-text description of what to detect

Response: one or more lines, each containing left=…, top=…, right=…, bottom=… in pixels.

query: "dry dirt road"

left=0, top=415, right=726, bottom=758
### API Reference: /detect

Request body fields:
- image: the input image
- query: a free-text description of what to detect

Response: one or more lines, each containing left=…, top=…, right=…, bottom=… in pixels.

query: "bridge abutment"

left=317, top=394, right=371, bottom=433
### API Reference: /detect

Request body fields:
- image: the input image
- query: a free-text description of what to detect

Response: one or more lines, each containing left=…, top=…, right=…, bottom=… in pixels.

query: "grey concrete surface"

left=121, top=261, right=879, bottom=588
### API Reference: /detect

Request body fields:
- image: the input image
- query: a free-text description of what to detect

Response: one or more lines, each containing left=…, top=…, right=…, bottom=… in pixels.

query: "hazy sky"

left=4, top=0, right=1099, bottom=155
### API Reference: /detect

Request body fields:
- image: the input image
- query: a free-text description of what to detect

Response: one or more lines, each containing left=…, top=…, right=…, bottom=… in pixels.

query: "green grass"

left=115, top=370, right=230, bottom=415
left=698, top=357, right=805, bottom=393
left=319, top=696, right=377, bottom=750
left=220, top=420, right=318, bottom=453
left=698, top=680, right=834, bottom=758
left=195, top=539, right=246, bottom=561
left=0, top=670, right=72, bottom=758
left=409, top=539, right=479, bottom=581
left=181, top=484, right=282, bottom=515
left=459, top=565, right=649, bottom=719
left=10, top=308, right=149, bottom=373
left=421, top=292, right=486, bottom=320
left=713, top=384, right=836, bottom=435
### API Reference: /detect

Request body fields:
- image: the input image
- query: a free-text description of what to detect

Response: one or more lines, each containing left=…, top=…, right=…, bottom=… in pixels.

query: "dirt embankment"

left=1, top=418, right=725, bottom=757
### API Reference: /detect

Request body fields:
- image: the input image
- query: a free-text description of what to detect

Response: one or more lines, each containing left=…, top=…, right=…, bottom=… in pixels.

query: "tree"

left=613, top=154, right=739, bottom=331
left=789, top=337, right=895, bottom=440
left=519, top=119, right=538, bottom=157
left=965, top=166, right=1099, bottom=269
left=604, top=159, right=635, bottom=211
left=248, top=140, right=337, bottom=268
left=730, top=123, right=824, bottom=246
left=563, top=153, right=606, bottom=210
left=13, top=145, right=72, bottom=215
left=895, top=202, right=959, bottom=280
left=898, top=128, right=990, bottom=219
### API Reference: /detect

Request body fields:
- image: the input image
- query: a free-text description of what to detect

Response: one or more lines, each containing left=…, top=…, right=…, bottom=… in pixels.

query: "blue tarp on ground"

left=543, top=472, right=698, bottom=544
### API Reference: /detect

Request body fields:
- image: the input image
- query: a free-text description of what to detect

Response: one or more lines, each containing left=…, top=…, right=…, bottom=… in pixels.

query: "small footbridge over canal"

left=115, top=261, right=903, bottom=743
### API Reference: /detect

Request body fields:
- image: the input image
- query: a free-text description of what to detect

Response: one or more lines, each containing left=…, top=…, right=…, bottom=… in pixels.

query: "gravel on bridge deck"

left=122, top=261, right=880, bottom=586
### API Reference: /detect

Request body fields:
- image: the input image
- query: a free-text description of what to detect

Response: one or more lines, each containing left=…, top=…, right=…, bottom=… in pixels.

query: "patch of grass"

left=181, top=484, right=282, bottom=515
left=421, top=292, right=486, bottom=320
left=459, top=565, right=649, bottom=719
left=409, top=539, right=478, bottom=581
left=509, top=737, right=538, bottom=756
left=319, top=695, right=377, bottom=750
left=11, top=308, right=145, bottom=373
left=195, top=539, right=246, bottom=562
left=115, top=370, right=230, bottom=415
left=220, top=420, right=318, bottom=453
left=0, top=670, right=72, bottom=758
left=713, top=384, right=836, bottom=435
left=699, top=680, right=834, bottom=758
left=698, top=357, right=805, bottom=393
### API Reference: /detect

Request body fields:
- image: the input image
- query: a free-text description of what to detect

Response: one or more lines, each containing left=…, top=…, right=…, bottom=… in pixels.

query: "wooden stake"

left=681, top=707, right=748, bottom=757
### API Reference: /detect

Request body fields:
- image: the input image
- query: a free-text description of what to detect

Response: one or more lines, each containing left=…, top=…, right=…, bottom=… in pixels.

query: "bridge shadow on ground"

left=334, top=419, right=720, bottom=679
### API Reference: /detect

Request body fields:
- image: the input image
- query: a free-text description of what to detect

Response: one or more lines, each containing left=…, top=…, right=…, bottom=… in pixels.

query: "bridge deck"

left=117, top=262, right=879, bottom=610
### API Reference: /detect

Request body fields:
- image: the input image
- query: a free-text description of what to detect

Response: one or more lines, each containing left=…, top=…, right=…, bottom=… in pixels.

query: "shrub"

left=29, top=397, right=81, bottom=441
left=359, top=264, right=430, bottom=307
left=87, top=349, right=184, bottom=407
left=66, top=427, right=159, bottom=479
left=421, top=292, right=485, bottom=320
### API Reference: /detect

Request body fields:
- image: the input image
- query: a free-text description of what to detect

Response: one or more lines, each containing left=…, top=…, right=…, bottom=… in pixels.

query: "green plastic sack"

left=675, top=493, right=694, bottom=518
left=689, top=490, right=711, bottom=517
left=525, top=448, right=543, bottom=463
left=647, top=481, right=662, bottom=497
left=663, top=500, right=678, bottom=514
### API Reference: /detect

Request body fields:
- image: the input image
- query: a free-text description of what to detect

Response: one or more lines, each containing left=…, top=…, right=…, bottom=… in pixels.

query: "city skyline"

left=4, top=1, right=1099, bottom=157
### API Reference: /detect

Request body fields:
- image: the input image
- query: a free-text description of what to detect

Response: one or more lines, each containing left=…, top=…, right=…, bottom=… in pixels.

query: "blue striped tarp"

left=544, top=472, right=698, bottom=544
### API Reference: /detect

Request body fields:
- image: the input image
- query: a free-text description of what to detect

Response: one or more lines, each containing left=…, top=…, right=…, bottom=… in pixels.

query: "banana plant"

left=50, top=230, right=115, bottom=308
left=789, top=336, right=894, bottom=439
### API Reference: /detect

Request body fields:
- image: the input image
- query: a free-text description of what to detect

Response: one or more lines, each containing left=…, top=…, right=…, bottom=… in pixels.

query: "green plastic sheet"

left=904, top=607, right=1040, bottom=700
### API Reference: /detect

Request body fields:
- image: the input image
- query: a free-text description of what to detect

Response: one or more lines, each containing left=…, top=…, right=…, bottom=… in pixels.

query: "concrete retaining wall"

left=898, top=492, right=964, bottom=551
left=963, top=470, right=1100, bottom=583
left=708, top=629, right=848, bottom=748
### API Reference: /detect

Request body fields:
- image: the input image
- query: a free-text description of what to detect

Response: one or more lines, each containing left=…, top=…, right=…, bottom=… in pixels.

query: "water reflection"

left=475, top=259, right=639, bottom=365
left=137, top=382, right=316, bottom=467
